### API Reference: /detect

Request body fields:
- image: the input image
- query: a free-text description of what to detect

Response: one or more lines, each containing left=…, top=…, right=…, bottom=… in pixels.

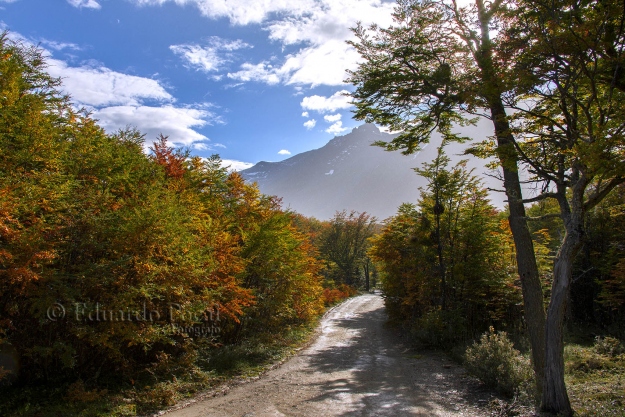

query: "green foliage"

left=351, top=0, right=625, bottom=412
left=464, top=327, right=533, bottom=398
left=346, top=1, right=477, bottom=152
left=577, top=184, right=625, bottom=328
left=319, top=210, right=376, bottom=287
left=371, top=149, right=522, bottom=347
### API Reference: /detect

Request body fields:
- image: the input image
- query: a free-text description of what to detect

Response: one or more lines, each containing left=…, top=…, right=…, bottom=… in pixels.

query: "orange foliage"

left=323, top=284, right=357, bottom=306
left=0, top=35, right=327, bottom=389
left=149, top=134, right=186, bottom=180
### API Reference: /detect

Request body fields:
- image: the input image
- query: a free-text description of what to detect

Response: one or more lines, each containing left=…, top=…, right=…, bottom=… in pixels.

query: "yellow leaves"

left=0, top=31, right=330, bottom=386
left=29, top=250, right=56, bottom=267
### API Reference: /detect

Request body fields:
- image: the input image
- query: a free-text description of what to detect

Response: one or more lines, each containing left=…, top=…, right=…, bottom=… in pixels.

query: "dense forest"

left=2, top=0, right=625, bottom=415
left=0, top=33, right=366, bottom=415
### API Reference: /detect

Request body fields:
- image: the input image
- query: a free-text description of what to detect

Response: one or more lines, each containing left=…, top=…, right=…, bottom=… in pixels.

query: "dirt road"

left=163, top=294, right=494, bottom=416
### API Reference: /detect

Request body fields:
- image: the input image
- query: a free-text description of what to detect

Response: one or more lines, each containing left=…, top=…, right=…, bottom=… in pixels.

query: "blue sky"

left=1, top=0, right=397, bottom=170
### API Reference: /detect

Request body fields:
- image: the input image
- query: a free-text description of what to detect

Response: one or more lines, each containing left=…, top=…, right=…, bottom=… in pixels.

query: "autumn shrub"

left=64, top=380, right=107, bottom=404
left=464, top=327, right=533, bottom=398
left=371, top=192, right=522, bottom=350
left=593, top=336, right=624, bottom=357
left=322, top=288, right=342, bottom=305
left=322, top=284, right=356, bottom=306
left=133, top=382, right=178, bottom=414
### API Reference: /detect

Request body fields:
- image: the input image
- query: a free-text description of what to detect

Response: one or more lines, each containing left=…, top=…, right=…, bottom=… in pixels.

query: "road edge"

left=149, top=296, right=359, bottom=417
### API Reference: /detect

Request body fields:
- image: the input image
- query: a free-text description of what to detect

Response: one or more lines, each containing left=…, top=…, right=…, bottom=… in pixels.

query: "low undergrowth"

left=564, top=337, right=625, bottom=417
left=463, top=327, right=534, bottom=403
left=461, top=329, right=625, bottom=417
left=0, top=323, right=318, bottom=417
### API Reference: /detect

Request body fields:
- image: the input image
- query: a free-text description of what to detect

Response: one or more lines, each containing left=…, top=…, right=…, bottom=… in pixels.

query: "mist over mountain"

left=241, top=124, right=505, bottom=220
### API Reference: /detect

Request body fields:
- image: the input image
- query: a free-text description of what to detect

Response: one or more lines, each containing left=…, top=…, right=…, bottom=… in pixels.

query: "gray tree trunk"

left=541, top=194, right=583, bottom=416
left=542, top=242, right=575, bottom=416
left=489, top=104, right=547, bottom=395
left=474, top=3, right=547, bottom=387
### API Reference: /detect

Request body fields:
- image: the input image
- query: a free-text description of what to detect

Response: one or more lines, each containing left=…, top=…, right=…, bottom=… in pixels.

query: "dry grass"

left=564, top=341, right=625, bottom=417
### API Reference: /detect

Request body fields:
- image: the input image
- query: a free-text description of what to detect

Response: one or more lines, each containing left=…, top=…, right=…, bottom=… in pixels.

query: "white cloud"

left=1, top=30, right=81, bottom=52
left=94, top=105, right=214, bottom=147
left=67, top=0, right=101, bottom=9
left=170, top=44, right=222, bottom=73
left=170, top=37, right=250, bottom=73
left=47, top=59, right=173, bottom=107
left=282, top=40, right=362, bottom=86
left=232, top=39, right=362, bottom=87
left=0, top=0, right=20, bottom=3
left=303, top=119, right=316, bottom=129
left=325, top=121, right=348, bottom=135
left=227, top=62, right=281, bottom=85
left=263, top=1, right=394, bottom=86
left=5, top=28, right=218, bottom=151
left=131, top=0, right=312, bottom=26
left=301, top=111, right=309, bottom=118
left=265, top=0, right=393, bottom=46
left=324, top=113, right=341, bottom=123
left=301, top=90, right=352, bottom=113
left=193, top=142, right=211, bottom=151
left=278, top=149, right=291, bottom=155
left=131, top=0, right=394, bottom=87
left=40, top=39, right=82, bottom=51
left=220, top=159, right=254, bottom=172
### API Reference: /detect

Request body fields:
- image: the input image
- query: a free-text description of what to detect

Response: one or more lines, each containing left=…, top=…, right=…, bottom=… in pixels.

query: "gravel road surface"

left=163, top=293, right=494, bottom=417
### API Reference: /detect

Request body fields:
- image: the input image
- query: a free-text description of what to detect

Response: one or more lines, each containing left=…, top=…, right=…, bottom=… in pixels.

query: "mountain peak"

left=241, top=124, right=424, bottom=219
left=241, top=123, right=503, bottom=219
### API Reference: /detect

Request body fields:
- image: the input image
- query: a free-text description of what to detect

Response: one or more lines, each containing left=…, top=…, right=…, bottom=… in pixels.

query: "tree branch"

left=521, top=192, right=559, bottom=204
left=584, top=177, right=625, bottom=212
left=525, top=213, right=562, bottom=222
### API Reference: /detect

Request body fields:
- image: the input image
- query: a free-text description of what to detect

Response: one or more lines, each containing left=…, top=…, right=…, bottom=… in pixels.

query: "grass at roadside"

left=454, top=328, right=624, bottom=417
left=0, top=322, right=319, bottom=417
left=564, top=341, right=625, bottom=417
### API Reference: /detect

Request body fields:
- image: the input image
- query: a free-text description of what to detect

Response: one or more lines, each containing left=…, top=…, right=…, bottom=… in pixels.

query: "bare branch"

left=584, top=177, right=625, bottom=212
left=487, top=187, right=507, bottom=193
left=525, top=213, right=562, bottom=222
left=521, top=193, right=559, bottom=204
left=573, top=267, right=596, bottom=284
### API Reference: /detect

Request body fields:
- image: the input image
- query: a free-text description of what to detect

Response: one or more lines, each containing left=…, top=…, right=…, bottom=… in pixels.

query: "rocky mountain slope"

left=241, top=124, right=503, bottom=220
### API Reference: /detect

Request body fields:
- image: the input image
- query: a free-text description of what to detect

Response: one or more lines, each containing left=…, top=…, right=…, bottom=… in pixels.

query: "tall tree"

left=347, top=0, right=546, bottom=391
left=504, top=0, right=625, bottom=412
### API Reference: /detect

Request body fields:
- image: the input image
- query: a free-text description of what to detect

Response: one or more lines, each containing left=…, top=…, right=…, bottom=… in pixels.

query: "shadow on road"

left=300, top=296, right=493, bottom=416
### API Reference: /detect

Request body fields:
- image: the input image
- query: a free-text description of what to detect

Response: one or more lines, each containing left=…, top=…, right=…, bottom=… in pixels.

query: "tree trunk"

left=491, top=107, right=547, bottom=394
left=541, top=229, right=579, bottom=416
left=475, top=2, right=547, bottom=390
left=541, top=193, right=584, bottom=416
